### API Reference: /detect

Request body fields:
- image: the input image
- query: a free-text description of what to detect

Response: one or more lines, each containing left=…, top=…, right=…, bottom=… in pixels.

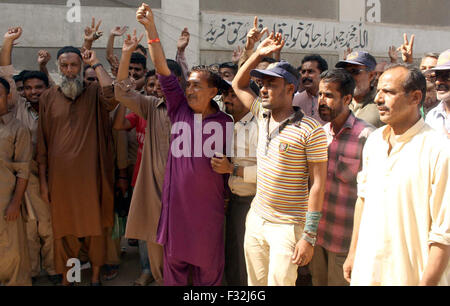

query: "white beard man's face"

left=59, top=73, right=83, bottom=100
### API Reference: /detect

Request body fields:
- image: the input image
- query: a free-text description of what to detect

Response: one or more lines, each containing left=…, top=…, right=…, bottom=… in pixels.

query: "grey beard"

left=59, top=75, right=83, bottom=100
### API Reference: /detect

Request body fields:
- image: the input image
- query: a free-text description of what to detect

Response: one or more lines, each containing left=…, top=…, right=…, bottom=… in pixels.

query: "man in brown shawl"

left=37, top=46, right=117, bottom=285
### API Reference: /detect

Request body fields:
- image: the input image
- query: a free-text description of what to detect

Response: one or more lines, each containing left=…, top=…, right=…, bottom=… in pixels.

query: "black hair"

left=145, top=69, right=156, bottom=81
left=320, top=69, right=356, bottom=98
left=219, top=62, right=238, bottom=75
left=130, top=52, right=147, bottom=69
left=385, top=63, right=427, bottom=107
left=167, top=59, right=182, bottom=77
left=301, top=54, right=329, bottom=73
left=57, top=46, right=82, bottom=59
left=189, top=65, right=223, bottom=89
left=136, top=44, right=147, bottom=56
left=14, top=70, right=31, bottom=83
left=22, top=71, right=50, bottom=88
left=0, top=77, right=11, bottom=94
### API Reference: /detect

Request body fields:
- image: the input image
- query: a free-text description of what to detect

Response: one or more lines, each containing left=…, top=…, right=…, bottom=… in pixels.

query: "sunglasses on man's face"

left=436, top=71, right=450, bottom=82
left=345, top=68, right=370, bottom=76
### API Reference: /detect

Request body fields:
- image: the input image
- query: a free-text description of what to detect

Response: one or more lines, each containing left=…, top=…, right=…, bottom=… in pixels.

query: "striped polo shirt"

left=250, top=97, right=328, bottom=224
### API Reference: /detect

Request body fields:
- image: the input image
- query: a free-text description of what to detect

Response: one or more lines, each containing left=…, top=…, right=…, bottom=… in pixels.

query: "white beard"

left=59, top=74, right=83, bottom=100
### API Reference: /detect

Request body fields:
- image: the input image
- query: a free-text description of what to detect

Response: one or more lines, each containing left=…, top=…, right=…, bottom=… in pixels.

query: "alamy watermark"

left=170, top=114, right=258, bottom=158
left=66, top=0, right=81, bottom=23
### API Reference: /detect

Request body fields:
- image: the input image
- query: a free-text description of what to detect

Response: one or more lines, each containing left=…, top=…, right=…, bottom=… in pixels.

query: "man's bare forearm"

left=113, top=104, right=132, bottom=131
left=11, top=177, right=28, bottom=206
left=307, top=161, right=327, bottom=212
left=419, top=243, right=450, bottom=286
left=106, top=34, right=116, bottom=62
left=94, top=64, right=113, bottom=87
left=144, top=24, right=171, bottom=76
left=348, top=197, right=365, bottom=255
left=0, top=39, right=13, bottom=66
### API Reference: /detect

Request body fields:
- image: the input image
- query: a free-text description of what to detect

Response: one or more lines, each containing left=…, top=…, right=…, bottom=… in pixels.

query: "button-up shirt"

left=228, top=112, right=258, bottom=197
left=316, top=112, right=374, bottom=254
left=350, top=88, right=384, bottom=128
left=292, top=90, right=325, bottom=125
left=351, top=119, right=450, bottom=285
left=0, top=112, right=32, bottom=201
left=425, top=101, right=450, bottom=136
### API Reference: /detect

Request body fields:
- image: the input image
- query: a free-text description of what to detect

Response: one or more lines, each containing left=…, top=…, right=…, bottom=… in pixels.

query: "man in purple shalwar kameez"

left=136, top=3, right=233, bottom=285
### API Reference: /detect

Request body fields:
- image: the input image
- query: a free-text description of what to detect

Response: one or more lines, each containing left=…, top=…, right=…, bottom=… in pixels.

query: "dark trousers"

left=225, top=194, right=253, bottom=286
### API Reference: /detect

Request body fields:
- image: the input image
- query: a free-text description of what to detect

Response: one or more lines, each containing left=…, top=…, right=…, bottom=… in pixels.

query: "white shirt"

left=425, top=101, right=450, bottom=136
left=352, top=119, right=450, bottom=286
left=228, top=112, right=258, bottom=197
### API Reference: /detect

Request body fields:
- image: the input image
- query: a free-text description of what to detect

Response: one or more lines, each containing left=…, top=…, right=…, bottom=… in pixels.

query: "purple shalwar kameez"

left=156, top=74, right=232, bottom=285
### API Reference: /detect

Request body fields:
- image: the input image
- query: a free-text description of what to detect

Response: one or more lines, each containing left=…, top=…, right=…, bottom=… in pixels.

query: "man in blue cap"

left=336, top=51, right=384, bottom=128
left=232, top=32, right=328, bottom=286
left=425, top=49, right=450, bottom=138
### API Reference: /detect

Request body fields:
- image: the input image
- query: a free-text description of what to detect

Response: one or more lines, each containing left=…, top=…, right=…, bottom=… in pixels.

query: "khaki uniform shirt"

left=350, top=89, right=384, bottom=128
left=0, top=112, right=32, bottom=202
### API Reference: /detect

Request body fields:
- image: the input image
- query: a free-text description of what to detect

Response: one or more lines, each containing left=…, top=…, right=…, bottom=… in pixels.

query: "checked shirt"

left=316, top=112, right=374, bottom=253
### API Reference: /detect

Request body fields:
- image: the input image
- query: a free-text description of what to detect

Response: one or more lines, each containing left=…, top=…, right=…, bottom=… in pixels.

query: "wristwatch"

left=92, top=63, right=103, bottom=70
left=232, top=164, right=239, bottom=177
left=301, top=232, right=317, bottom=247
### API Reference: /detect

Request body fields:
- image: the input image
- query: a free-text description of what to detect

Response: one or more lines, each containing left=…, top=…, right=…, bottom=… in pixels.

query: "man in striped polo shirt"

left=232, top=32, right=328, bottom=286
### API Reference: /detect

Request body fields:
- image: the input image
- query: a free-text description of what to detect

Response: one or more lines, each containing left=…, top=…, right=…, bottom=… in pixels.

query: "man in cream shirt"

left=343, top=64, right=450, bottom=286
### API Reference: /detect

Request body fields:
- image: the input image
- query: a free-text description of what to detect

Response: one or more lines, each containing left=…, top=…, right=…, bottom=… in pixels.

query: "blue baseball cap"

left=431, top=49, right=450, bottom=71
left=222, top=79, right=260, bottom=96
left=250, top=60, right=299, bottom=91
left=336, top=51, right=377, bottom=71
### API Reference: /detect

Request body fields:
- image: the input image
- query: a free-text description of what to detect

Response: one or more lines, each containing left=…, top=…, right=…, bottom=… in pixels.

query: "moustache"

left=302, top=78, right=313, bottom=84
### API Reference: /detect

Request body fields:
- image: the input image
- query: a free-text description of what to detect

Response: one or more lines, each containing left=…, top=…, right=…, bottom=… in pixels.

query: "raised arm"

left=0, top=27, right=22, bottom=66
left=399, top=33, right=415, bottom=64
left=37, top=50, right=55, bottom=87
left=82, top=49, right=112, bottom=88
left=176, top=27, right=190, bottom=82
left=113, top=104, right=133, bottom=131
left=238, top=17, right=268, bottom=69
left=113, top=29, right=150, bottom=118
left=232, top=32, right=284, bottom=110
left=136, top=3, right=171, bottom=76
left=106, top=26, right=128, bottom=75
left=82, top=17, right=103, bottom=51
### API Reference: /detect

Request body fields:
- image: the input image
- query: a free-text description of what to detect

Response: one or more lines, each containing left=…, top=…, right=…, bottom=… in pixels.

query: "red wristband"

left=148, top=38, right=160, bottom=44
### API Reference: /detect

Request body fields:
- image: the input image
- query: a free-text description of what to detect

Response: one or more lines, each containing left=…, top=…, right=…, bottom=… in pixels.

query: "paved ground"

left=33, top=238, right=156, bottom=286
left=32, top=238, right=312, bottom=286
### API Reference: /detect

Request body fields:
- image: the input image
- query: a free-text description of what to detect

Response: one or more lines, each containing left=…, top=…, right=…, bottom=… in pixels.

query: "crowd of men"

left=0, top=3, right=449, bottom=286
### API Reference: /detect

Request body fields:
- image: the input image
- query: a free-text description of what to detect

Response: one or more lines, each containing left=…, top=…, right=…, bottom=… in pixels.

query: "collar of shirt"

left=323, top=111, right=357, bottom=140
left=262, top=106, right=304, bottom=154
left=236, top=112, right=254, bottom=126
left=382, top=118, right=425, bottom=144
left=25, top=101, right=39, bottom=120
left=156, top=97, right=166, bottom=108
left=430, top=101, right=448, bottom=119
left=0, top=111, right=14, bottom=125
left=352, top=87, right=376, bottom=111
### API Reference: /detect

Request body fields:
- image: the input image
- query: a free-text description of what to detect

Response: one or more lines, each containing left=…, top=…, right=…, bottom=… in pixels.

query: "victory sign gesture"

left=122, top=29, right=144, bottom=54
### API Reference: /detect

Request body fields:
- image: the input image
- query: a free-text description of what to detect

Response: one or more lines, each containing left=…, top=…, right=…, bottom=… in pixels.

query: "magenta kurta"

left=156, top=74, right=232, bottom=271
